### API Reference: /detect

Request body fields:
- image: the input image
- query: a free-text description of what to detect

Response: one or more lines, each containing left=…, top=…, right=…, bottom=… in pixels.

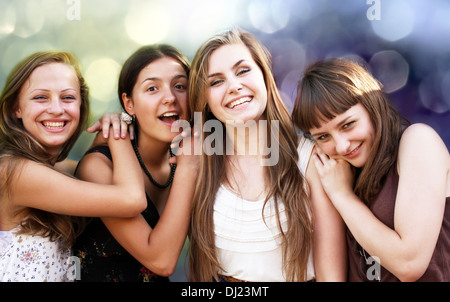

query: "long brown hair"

left=0, top=51, right=90, bottom=247
left=293, top=58, right=409, bottom=203
left=188, top=28, right=313, bottom=281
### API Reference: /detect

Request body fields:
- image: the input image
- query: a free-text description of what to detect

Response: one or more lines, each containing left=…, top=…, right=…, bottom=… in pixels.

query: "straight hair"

left=293, top=58, right=410, bottom=203
left=189, top=28, right=313, bottom=282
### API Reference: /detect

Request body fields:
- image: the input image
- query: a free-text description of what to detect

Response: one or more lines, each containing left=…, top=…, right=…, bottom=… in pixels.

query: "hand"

left=87, top=113, right=134, bottom=140
left=312, top=146, right=356, bottom=201
left=169, top=120, right=201, bottom=172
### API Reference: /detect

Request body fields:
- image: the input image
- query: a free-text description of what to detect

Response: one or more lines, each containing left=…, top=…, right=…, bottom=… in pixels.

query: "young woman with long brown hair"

left=0, top=51, right=146, bottom=282
left=188, top=28, right=346, bottom=282
left=293, top=58, right=449, bottom=281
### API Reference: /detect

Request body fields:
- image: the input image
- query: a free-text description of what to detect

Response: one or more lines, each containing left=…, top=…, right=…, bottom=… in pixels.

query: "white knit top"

left=213, top=137, right=315, bottom=281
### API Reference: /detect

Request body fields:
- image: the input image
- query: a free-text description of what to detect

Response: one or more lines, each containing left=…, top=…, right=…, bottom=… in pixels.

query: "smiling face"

left=15, top=63, right=81, bottom=156
left=123, top=56, right=189, bottom=143
left=309, top=103, right=376, bottom=168
left=206, top=43, right=267, bottom=125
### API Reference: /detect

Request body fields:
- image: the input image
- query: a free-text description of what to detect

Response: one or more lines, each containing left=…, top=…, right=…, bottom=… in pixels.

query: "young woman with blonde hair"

left=188, top=28, right=346, bottom=282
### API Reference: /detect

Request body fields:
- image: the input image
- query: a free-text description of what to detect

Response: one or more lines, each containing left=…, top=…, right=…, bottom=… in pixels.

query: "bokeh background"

left=1, top=0, right=449, bottom=281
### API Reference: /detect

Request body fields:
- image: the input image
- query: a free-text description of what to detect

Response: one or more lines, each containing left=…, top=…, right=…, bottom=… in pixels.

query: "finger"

left=181, top=128, right=192, bottom=139
left=315, top=145, right=326, bottom=156
left=170, top=133, right=183, bottom=150
left=110, top=113, right=121, bottom=139
left=101, top=114, right=112, bottom=138
left=86, top=120, right=101, bottom=133
left=120, top=120, right=128, bottom=139
left=129, top=124, right=135, bottom=140
left=169, top=156, right=178, bottom=165
left=317, top=149, right=331, bottom=162
left=312, top=154, right=325, bottom=176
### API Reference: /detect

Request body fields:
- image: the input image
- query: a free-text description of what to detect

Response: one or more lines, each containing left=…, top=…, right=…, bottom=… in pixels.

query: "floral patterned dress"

left=0, top=228, right=72, bottom=282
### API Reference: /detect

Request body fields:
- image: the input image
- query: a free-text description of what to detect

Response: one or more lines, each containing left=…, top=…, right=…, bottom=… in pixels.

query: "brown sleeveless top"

left=347, top=166, right=450, bottom=281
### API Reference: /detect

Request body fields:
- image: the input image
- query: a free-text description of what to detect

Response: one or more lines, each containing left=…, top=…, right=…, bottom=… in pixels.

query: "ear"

left=15, top=107, right=22, bottom=119
left=122, top=92, right=135, bottom=116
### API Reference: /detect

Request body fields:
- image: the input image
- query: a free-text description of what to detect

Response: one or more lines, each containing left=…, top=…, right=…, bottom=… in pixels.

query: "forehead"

left=208, top=43, right=253, bottom=71
left=30, top=63, right=76, bottom=80
left=23, top=63, right=78, bottom=90
left=137, top=57, right=186, bottom=80
left=310, top=103, right=368, bottom=133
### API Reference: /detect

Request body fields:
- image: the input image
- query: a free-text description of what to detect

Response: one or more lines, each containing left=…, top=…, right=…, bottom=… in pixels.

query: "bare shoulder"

left=398, top=123, right=449, bottom=169
left=75, top=149, right=114, bottom=183
left=400, top=123, right=447, bottom=151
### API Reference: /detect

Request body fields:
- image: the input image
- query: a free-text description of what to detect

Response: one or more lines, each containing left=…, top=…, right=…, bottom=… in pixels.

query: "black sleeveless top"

left=72, top=145, right=169, bottom=282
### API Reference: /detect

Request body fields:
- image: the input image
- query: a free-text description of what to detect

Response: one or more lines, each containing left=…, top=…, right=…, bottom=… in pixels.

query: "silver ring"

left=120, top=112, right=133, bottom=125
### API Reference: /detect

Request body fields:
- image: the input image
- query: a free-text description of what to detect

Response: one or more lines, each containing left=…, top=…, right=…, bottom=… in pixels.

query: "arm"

left=53, top=113, right=132, bottom=175
left=306, top=147, right=347, bottom=281
left=314, top=123, right=448, bottom=281
left=54, top=158, right=78, bottom=175
left=76, top=130, right=200, bottom=276
left=10, top=129, right=146, bottom=217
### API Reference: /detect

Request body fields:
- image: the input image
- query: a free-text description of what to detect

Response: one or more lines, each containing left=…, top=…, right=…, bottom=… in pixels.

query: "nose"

left=47, top=97, right=65, bottom=115
left=162, top=87, right=176, bottom=105
left=228, top=76, right=243, bottom=94
left=334, top=134, right=351, bottom=155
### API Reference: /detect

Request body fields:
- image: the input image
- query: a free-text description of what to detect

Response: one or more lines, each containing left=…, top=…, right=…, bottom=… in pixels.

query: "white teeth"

left=43, top=121, right=65, bottom=129
left=347, top=144, right=361, bottom=156
left=228, top=97, right=252, bottom=109
left=160, top=112, right=178, bottom=118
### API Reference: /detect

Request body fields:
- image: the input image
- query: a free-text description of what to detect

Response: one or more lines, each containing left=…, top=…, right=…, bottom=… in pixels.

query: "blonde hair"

left=0, top=51, right=89, bottom=247
left=188, top=28, right=313, bottom=281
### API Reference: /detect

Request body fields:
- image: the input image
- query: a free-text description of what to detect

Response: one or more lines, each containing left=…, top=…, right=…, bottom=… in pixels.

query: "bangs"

left=294, top=70, right=360, bottom=133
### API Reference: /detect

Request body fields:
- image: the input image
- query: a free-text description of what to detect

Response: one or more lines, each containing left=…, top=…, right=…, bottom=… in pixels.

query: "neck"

left=224, top=120, right=266, bottom=157
left=136, top=135, right=170, bottom=167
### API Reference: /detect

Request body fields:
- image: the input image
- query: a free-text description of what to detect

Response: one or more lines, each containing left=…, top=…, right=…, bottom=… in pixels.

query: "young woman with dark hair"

left=293, top=58, right=449, bottom=281
left=73, top=44, right=199, bottom=282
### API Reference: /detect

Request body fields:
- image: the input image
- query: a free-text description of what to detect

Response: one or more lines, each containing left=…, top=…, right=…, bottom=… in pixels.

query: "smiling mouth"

left=158, top=112, right=179, bottom=123
left=42, top=121, right=66, bottom=130
left=227, top=96, right=252, bottom=109
left=345, top=143, right=362, bottom=158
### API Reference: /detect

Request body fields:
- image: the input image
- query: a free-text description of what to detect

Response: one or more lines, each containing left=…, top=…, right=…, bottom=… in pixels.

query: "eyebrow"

left=207, top=59, right=245, bottom=78
left=29, top=88, right=77, bottom=94
left=310, top=115, right=354, bottom=138
left=141, top=74, right=187, bottom=85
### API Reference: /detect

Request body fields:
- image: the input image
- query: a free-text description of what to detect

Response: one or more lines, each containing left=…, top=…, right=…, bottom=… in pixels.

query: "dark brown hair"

left=293, top=58, right=409, bottom=203
left=117, top=44, right=190, bottom=143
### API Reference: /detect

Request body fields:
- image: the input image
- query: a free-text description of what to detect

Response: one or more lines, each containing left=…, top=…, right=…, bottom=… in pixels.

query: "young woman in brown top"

left=293, top=58, right=450, bottom=281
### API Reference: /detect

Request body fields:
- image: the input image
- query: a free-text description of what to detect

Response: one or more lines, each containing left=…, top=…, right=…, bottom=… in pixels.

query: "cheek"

left=67, top=102, right=82, bottom=121
left=316, top=142, right=336, bottom=157
left=177, top=92, right=188, bottom=108
left=206, top=91, right=224, bottom=115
